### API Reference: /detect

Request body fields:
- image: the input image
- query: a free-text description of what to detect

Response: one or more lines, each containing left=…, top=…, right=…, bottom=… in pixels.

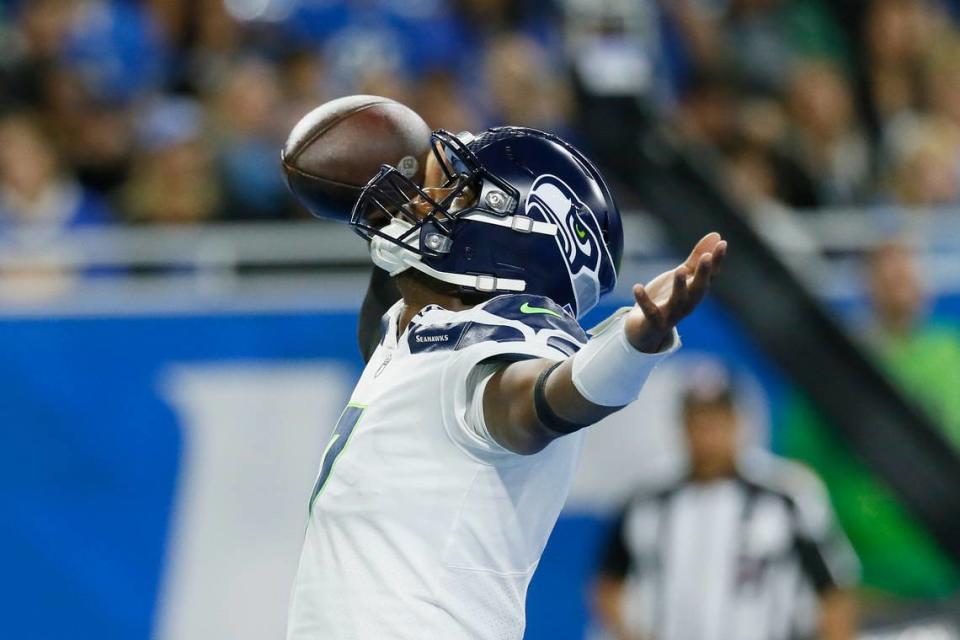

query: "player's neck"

left=689, top=459, right=737, bottom=483
left=396, top=274, right=473, bottom=334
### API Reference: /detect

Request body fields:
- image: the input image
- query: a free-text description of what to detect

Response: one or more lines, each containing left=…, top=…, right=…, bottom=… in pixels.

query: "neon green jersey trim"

left=520, top=302, right=562, bottom=318
left=309, top=402, right=367, bottom=513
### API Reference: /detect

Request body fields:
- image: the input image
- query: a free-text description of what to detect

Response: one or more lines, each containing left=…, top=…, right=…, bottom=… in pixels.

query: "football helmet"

left=350, top=127, right=623, bottom=318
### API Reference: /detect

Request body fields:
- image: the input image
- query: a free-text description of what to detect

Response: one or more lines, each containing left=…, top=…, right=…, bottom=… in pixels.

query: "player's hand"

left=625, top=232, right=727, bottom=352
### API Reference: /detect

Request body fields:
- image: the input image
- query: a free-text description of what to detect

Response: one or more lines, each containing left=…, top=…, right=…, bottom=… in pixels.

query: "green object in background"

left=872, top=326, right=960, bottom=448
left=785, top=0, right=854, bottom=70
left=783, top=324, right=960, bottom=599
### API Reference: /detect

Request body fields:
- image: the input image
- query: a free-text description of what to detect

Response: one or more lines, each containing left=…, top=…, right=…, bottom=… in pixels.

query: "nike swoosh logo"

left=520, top=302, right=562, bottom=318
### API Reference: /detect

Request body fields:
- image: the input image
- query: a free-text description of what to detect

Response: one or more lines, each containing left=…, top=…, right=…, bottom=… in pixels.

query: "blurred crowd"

left=2, top=0, right=960, bottom=629
left=4, top=0, right=960, bottom=234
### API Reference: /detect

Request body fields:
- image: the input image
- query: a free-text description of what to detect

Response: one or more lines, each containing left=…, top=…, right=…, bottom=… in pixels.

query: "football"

left=281, top=95, right=432, bottom=219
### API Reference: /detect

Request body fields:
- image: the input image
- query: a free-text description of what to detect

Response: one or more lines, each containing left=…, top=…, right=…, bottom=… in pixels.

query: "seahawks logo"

left=525, top=175, right=606, bottom=313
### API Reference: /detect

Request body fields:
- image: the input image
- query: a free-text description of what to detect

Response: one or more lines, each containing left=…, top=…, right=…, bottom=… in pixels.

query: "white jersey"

left=287, top=294, right=666, bottom=639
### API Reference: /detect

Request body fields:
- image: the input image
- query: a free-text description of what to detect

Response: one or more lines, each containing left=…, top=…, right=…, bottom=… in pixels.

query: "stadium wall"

left=2, top=293, right=956, bottom=639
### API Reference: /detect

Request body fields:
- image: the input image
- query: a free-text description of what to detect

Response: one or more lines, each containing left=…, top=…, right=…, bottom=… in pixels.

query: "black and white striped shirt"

left=598, top=452, right=859, bottom=640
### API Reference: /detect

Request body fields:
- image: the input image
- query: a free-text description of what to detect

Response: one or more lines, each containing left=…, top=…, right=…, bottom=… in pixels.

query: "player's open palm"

left=625, top=232, right=727, bottom=351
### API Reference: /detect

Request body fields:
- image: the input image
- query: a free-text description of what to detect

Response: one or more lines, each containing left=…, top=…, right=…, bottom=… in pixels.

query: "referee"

left=592, top=366, right=859, bottom=640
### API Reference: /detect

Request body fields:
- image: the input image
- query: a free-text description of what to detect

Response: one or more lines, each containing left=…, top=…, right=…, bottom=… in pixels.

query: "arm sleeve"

left=439, top=313, right=578, bottom=461
left=460, top=361, right=512, bottom=458
left=441, top=338, right=567, bottom=462
left=440, top=294, right=676, bottom=462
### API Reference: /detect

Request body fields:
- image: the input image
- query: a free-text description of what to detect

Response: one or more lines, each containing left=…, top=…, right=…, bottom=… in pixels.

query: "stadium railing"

left=1, top=208, right=958, bottom=314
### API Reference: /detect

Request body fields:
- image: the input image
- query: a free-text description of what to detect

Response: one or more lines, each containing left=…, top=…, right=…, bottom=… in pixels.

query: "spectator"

left=723, top=138, right=818, bottom=253
left=785, top=60, right=872, bottom=205
left=483, top=33, right=572, bottom=132
left=675, top=69, right=739, bottom=153
left=121, top=98, right=220, bottom=224
left=0, top=0, right=956, bottom=228
left=863, top=242, right=960, bottom=443
left=37, top=65, right=136, bottom=195
left=736, top=98, right=822, bottom=209
left=724, top=0, right=847, bottom=95
left=0, top=111, right=113, bottom=300
left=181, top=0, right=245, bottom=90
left=784, top=240, right=960, bottom=602
left=887, top=117, right=960, bottom=207
left=594, top=363, right=859, bottom=640
left=1, top=0, right=76, bottom=107
left=861, top=0, right=933, bottom=140
left=455, top=0, right=530, bottom=33
left=455, top=0, right=561, bottom=49
left=208, top=57, right=290, bottom=220
left=278, top=49, right=330, bottom=130
left=59, top=0, right=169, bottom=104
left=564, top=0, right=681, bottom=110
left=409, top=69, right=480, bottom=133
left=0, top=111, right=113, bottom=231
left=667, top=0, right=851, bottom=96
left=924, top=35, right=960, bottom=130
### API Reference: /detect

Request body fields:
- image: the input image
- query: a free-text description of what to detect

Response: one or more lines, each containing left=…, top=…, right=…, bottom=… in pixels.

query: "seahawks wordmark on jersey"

left=287, top=294, right=673, bottom=639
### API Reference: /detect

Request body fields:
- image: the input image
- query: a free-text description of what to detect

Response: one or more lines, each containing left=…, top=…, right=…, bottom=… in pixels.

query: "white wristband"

left=571, top=307, right=681, bottom=407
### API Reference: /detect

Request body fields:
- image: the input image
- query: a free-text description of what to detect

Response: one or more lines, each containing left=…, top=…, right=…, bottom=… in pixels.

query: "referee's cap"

left=680, top=360, right=737, bottom=411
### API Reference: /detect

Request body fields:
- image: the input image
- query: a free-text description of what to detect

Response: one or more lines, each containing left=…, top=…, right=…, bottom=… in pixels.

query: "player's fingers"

left=686, top=253, right=713, bottom=306
left=710, top=241, right=728, bottom=275
left=672, top=267, right=689, bottom=299
left=633, top=283, right=656, bottom=312
left=683, top=232, right=722, bottom=270
left=633, top=284, right=664, bottom=327
left=665, top=267, right=689, bottom=321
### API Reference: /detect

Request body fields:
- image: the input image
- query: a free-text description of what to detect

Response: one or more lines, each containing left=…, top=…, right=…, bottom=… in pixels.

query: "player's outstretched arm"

left=482, top=233, right=727, bottom=455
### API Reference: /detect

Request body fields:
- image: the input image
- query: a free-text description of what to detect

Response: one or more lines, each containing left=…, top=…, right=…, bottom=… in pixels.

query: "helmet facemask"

left=349, top=126, right=621, bottom=316
left=351, top=131, right=533, bottom=290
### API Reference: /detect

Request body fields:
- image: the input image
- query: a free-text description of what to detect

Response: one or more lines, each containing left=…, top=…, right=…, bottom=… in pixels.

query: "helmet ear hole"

left=419, top=221, right=453, bottom=255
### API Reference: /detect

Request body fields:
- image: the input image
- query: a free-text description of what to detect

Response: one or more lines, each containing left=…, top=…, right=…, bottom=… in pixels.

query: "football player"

left=286, top=127, right=726, bottom=639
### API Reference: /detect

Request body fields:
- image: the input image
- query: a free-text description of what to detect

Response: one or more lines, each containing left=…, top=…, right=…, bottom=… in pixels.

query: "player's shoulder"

left=407, top=293, right=587, bottom=356
left=476, top=294, right=587, bottom=342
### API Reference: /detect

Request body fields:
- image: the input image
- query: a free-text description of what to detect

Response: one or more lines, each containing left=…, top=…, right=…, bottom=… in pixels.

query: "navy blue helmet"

left=350, top=127, right=623, bottom=318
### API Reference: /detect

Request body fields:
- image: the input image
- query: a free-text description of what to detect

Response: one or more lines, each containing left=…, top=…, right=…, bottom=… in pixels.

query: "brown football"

left=281, top=95, right=432, bottom=220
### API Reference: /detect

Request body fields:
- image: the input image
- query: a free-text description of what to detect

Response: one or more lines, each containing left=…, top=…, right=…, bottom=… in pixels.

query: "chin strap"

left=413, top=261, right=526, bottom=292
left=459, top=212, right=558, bottom=236
left=369, top=215, right=549, bottom=292
left=369, top=220, right=419, bottom=276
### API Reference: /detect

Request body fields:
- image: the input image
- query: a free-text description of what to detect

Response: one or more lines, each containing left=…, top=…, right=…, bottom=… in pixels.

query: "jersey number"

left=309, top=402, right=366, bottom=511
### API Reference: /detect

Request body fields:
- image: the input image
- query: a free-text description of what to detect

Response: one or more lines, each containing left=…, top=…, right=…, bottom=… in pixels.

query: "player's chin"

left=365, top=208, right=391, bottom=229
